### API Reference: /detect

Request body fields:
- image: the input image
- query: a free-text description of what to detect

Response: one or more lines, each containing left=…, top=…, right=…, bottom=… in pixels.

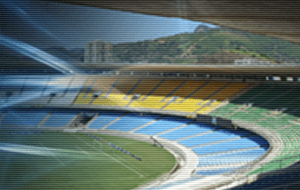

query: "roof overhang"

left=87, top=64, right=300, bottom=77
left=48, top=0, right=300, bottom=45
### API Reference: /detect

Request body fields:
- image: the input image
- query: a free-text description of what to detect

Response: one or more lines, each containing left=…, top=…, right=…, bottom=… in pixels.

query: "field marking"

left=39, top=142, right=65, bottom=167
left=1, top=136, right=144, bottom=189
left=75, top=145, right=89, bottom=155
left=72, top=134, right=144, bottom=177
left=93, top=140, right=144, bottom=175
left=106, top=141, right=143, bottom=173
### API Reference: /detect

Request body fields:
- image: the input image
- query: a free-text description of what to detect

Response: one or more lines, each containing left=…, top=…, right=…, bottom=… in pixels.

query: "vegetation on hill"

left=112, top=27, right=300, bottom=65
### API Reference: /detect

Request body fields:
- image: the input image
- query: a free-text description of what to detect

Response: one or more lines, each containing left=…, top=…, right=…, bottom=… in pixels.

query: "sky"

left=1, top=0, right=218, bottom=50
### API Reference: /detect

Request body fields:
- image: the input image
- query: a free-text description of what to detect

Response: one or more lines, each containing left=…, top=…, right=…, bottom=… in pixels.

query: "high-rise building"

left=84, top=40, right=113, bottom=64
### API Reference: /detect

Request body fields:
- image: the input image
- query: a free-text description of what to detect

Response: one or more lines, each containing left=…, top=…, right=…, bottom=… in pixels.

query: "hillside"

left=112, top=27, right=300, bottom=65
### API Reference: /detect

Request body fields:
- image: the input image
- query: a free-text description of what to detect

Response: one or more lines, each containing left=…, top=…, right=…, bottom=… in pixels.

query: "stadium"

left=1, top=1, right=300, bottom=190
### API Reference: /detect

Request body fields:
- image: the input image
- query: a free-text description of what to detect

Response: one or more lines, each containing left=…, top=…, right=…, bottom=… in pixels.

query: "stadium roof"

left=87, top=64, right=300, bottom=77
left=49, top=0, right=300, bottom=45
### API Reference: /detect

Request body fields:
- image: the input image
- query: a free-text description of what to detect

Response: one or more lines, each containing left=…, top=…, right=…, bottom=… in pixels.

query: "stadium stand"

left=196, top=148, right=266, bottom=167
left=43, top=111, right=78, bottom=127
left=158, top=122, right=217, bottom=140
left=88, top=112, right=124, bottom=129
left=178, top=130, right=243, bottom=147
left=148, top=79, right=185, bottom=98
left=164, top=98, right=205, bottom=112
left=105, top=113, right=161, bottom=131
left=170, top=80, right=207, bottom=98
left=93, top=77, right=119, bottom=94
left=71, top=78, right=251, bottom=116
left=49, top=77, right=84, bottom=106
left=109, top=78, right=141, bottom=94
left=96, top=110, right=270, bottom=184
left=209, top=82, right=300, bottom=175
left=196, top=166, right=239, bottom=176
left=135, top=116, right=192, bottom=135
left=2, top=74, right=300, bottom=190
left=129, top=79, right=163, bottom=95
left=1, top=109, right=48, bottom=127
left=192, top=138, right=264, bottom=156
left=188, top=81, right=228, bottom=99
left=129, top=95, right=170, bottom=109
left=209, top=83, right=250, bottom=101
left=74, top=92, right=94, bottom=105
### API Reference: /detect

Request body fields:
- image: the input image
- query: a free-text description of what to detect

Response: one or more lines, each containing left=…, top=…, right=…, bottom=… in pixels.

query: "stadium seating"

left=1, top=109, right=48, bottom=126
left=72, top=79, right=251, bottom=117
left=92, top=77, right=119, bottom=94
left=197, top=148, right=266, bottom=167
left=158, top=122, right=217, bottom=140
left=192, top=138, right=263, bottom=156
left=105, top=113, right=161, bottom=131
left=178, top=130, right=242, bottom=147
left=75, top=77, right=119, bottom=105
left=43, top=111, right=78, bottom=127
left=149, top=79, right=185, bottom=98
left=88, top=112, right=124, bottom=129
left=135, top=116, right=192, bottom=135
left=74, top=93, right=94, bottom=104
left=170, top=80, right=207, bottom=98
left=210, top=82, right=300, bottom=175
left=189, top=81, right=228, bottom=99
left=164, top=98, right=206, bottom=112
left=196, top=166, right=239, bottom=176
left=91, top=110, right=269, bottom=179
left=109, top=78, right=141, bottom=94
left=209, top=83, right=249, bottom=101
left=129, top=79, right=163, bottom=95
left=129, top=96, right=170, bottom=109
left=3, top=74, right=300, bottom=185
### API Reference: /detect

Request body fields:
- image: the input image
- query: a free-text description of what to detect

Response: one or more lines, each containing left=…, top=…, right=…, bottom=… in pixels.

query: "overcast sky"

left=2, top=0, right=218, bottom=49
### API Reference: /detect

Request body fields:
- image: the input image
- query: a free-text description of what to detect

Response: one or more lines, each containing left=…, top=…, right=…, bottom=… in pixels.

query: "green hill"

left=112, top=27, right=300, bottom=65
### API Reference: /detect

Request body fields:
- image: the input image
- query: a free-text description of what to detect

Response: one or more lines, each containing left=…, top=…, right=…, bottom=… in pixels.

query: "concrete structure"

left=56, top=0, right=300, bottom=46
left=84, top=40, right=113, bottom=64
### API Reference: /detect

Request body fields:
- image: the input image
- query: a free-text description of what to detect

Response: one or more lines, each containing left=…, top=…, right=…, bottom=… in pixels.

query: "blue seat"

left=1, top=110, right=48, bottom=126
left=192, top=137, right=262, bottom=155
left=179, top=130, right=240, bottom=147
left=44, top=111, right=78, bottom=127
left=88, top=112, right=124, bottom=129
left=135, top=117, right=192, bottom=135
left=106, top=113, right=160, bottom=131
left=196, top=167, right=238, bottom=176
left=197, top=148, right=266, bottom=167
left=158, top=122, right=216, bottom=140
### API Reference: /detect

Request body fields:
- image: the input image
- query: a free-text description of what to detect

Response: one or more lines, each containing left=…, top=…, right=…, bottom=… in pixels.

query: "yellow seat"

left=130, top=96, right=167, bottom=109
left=93, top=93, right=131, bottom=107
left=164, top=98, right=203, bottom=113
left=74, top=93, right=93, bottom=104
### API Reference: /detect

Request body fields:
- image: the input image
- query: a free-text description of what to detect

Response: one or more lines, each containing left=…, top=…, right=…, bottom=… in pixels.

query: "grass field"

left=0, top=130, right=176, bottom=190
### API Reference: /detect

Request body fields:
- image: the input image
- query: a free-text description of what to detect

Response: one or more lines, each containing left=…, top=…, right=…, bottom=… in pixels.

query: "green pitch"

left=0, top=130, right=176, bottom=190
